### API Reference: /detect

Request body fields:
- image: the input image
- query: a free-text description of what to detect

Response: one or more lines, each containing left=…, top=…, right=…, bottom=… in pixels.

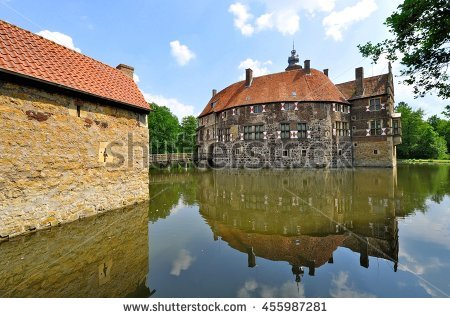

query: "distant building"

left=196, top=47, right=402, bottom=168
left=0, top=20, right=150, bottom=238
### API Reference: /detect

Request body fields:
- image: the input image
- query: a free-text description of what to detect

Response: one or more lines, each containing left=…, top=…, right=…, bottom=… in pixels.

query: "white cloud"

left=229, top=2, right=255, bottom=36
left=169, top=40, right=195, bottom=66
left=133, top=73, right=140, bottom=83
left=238, top=58, right=272, bottom=80
left=36, top=30, right=81, bottom=52
left=323, top=0, right=378, bottom=41
left=330, top=271, right=376, bottom=297
left=237, top=279, right=304, bottom=298
left=170, top=249, right=195, bottom=276
left=143, top=92, right=195, bottom=120
left=229, top=0, right=336, bottom=37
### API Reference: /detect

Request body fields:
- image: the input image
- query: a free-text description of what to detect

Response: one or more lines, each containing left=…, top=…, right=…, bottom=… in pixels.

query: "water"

left=1, top=164, right=450, bottom=297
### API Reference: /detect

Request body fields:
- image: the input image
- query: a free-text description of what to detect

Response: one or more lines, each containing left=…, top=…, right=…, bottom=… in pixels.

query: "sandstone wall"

left=0, top=80, right=149, bottom=238
left=0, top=201, right=149, bottom=297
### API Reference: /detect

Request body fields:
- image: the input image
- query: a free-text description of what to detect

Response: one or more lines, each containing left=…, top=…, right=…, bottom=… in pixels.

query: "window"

left=285, top=103, right=296, bottom=111
left=297, top=122, right=307, bottom=139
left=374, top=149, right=379, bottom=155
left=225, top=128, right=230, bottom=142
left=335, top=121, right=349, bottom=136
left=253, top=105, right=263, bottom=113
left=211, top=101, right=217, bottom=108
left=235, top=148, right=241, bottom=155
left=370, top=119, right=382, bottom=135
left=280, top=123, right=290, bottom=139
left=244, top=125, right=264, bottom=140
left=351, top=115, right=356, bottom=121
left=77, top=105, right=81, bottom=117
left=217, top=128, right=223, bottom=141
left=223, top=111, right=227, bottom=118
left=393, top=120, right=400, bottom=135
left=282, top=150, right=289, bottom=157
left=301, top=149, right=307, bottom=157
left=369, top=98, right=381, bottom=111
left=338, top=149, right=342, bottom=156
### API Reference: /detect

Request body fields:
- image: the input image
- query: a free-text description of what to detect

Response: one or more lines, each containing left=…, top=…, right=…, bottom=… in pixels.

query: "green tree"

left=396, top=102, right=448, bottom=159
left=148, top=103, right=180, bottom=154
left=428, top=114, right=450, bottom=151
left=178, top=115, right=197, bottom=153
left=358, top=0, right=450, bottom=99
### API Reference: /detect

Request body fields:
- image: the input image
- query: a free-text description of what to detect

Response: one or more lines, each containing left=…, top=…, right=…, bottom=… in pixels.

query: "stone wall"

left=197, top=102, right=353, bottom=168
left=0, top=201, right=149, bottom=297
left=0, top=79, right=149, bottom=238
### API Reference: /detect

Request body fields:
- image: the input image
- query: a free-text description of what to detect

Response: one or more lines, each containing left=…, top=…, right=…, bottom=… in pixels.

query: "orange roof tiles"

left=336, top=74, right=389, bottom=100
left=0, top=20, right=149, bottom=111
left=199, top=68, right=349, bottom=117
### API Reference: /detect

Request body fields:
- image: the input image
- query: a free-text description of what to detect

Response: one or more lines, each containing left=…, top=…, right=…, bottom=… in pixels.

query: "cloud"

left=170, top=249, right=195, bottom=276
left=229, top=1, right=336, bottom=36
left=143, top=92, right=195, bottom=120
left=36, top=30, right=81, bottom=52
left=237, top=279, right=304, bottom=298
left=330, top=271, right=376, bottom=297
left=323, top=0, right=378, bottom=41
left=238, top=58, right=272, bottom=80
left=133, top=73, right=140, bottom=83
left=169, top=40, right=195, bottom=66
left=229, top=2, right=255, bottom=36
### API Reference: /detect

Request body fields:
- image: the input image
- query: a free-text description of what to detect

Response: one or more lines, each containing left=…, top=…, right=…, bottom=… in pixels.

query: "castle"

left=196, top=48, right=402, bottom=168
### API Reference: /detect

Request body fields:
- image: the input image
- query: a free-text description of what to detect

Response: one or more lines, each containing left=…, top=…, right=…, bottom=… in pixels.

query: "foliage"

left=148, top=103, right=181, bottom=154
left=148, top=103, right=198, bottom=154
left=178, top=116, right=198, bottom=153
left=396, top=102, right=448, bottom=159
left=358, top=0, right=450, bottom=99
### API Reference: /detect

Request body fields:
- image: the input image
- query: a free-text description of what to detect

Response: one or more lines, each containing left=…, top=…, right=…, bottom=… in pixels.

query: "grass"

left=399, top=158, right=450, bottom=164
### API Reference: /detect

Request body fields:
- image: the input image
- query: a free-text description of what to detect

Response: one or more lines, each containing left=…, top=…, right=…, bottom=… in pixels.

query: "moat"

left=1, top=164, right=450, bottom=297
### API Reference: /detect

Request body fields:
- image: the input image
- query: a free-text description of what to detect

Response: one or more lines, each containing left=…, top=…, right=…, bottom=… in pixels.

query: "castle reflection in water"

left=196, top=169, right=400, bottom=282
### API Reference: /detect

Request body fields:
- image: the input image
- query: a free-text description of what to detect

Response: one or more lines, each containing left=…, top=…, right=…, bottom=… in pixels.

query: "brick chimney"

left=355, top=67, right=364, bottom=96
left=212, top=89, right=217, bottom=97
left=245, top=68, right=253, bottom=87
left=116, top=64, right=134, bottom=79
left=323, top=69, right=329, bottom=77
left=304, top=60, right=310, bottom=74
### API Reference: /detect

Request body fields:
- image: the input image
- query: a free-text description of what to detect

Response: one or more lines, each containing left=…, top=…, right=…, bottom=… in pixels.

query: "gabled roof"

left=0, top=20, right=149, bottom=111
left=336, top=74, right=389, bottom=100
left=199, top=68, right=349, bottom=117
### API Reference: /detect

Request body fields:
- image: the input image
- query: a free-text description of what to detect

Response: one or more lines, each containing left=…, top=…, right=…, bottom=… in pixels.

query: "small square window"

left=354, top=143, right=358, bottom=147
left=301, top=149, right=307, bottom=157
left=352, top=126, right=356, bottom=131
left=374, top=149, right=378, bottom=155
left=282, top=150, right=289, bottom=157
left=351, top=115, right=356, bottom=121
left=338, top=149, right=342, bottom=156
left=235, top=148, right=241, bottom=155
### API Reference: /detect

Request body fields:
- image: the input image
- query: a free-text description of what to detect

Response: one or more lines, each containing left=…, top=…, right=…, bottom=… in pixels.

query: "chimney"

left=116, top=64, right=134, bottom=79
left=355, top=67, right=364, bottom=96
left=212, top=89, right=217, bottom=97
left=245, top=68, right=253, bottom=87
left=323, top=69, right=329, bottom=77
left=304, top=60, right=310, bottom=74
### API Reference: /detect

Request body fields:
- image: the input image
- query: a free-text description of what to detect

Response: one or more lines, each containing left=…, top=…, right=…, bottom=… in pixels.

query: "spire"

left=285, top=43, right=302, bottom=71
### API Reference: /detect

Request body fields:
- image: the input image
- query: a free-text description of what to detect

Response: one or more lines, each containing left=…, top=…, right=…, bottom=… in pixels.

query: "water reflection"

left=149, top=165, right=450, bottom=297
left=0, top=201, right=150, bottom=298
left=197, top=169, right=400, bottom=279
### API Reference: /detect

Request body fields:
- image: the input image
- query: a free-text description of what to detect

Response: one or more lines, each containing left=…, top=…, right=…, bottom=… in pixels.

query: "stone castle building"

left=0, top=20, right=150, bottom=238
left=196, top=48, right=402, bottom=168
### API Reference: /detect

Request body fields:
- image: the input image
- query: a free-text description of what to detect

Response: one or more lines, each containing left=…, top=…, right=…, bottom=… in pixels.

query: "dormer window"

left=211, top=101, right=217, bottom=108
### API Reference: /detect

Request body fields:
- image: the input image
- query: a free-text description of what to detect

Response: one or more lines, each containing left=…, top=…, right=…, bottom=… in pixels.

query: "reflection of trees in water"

left=149, top=171, right=200, bottom=222
left=396, top=164, right=450, bottom=215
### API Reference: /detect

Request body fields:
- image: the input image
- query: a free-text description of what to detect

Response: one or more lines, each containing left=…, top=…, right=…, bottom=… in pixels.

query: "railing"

left=149, top=153, right=193, bottom=163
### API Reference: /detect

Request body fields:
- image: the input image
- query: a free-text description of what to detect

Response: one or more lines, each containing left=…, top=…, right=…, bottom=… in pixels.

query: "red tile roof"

left=0, top=20, right=149, bottom=111
left=336, top=74, right=389, bottom=100
left=199, top=68, right=349, bottom=117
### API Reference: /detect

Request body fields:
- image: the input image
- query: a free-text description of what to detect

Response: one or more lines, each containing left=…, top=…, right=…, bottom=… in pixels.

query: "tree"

left=178, top=116, right=197, bottom=153
left=358, top=0, right=450, bottom=99
left=395, top=102, right=448, bottom=159
left=148, top=103, right=180, bottom=154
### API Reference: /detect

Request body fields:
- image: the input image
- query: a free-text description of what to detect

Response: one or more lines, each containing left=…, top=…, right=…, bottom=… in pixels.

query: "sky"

left=0, top=0, right=447, bottom=119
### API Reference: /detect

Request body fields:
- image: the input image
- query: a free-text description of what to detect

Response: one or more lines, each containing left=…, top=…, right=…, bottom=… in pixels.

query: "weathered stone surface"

left=0, top=201, right=149, bottom=297
left=0, top=80, right=149, bottom=238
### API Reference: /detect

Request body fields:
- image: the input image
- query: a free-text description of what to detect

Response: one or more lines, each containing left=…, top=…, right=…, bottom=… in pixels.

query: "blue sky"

left=0, top=0, right=447, bottom=119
